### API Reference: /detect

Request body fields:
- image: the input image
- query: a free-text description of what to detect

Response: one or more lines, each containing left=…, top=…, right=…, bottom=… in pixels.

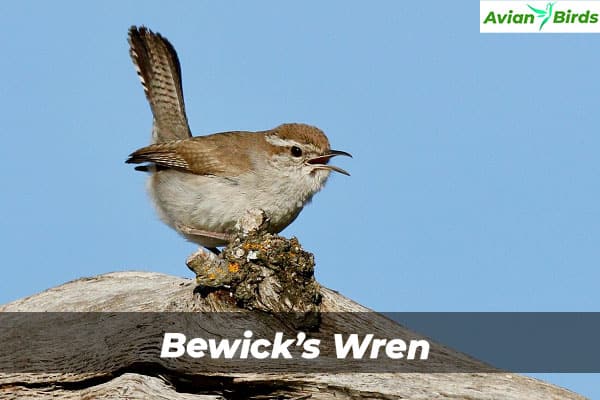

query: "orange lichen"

left=242, top=242, right=264, bottom=251
left=228, top=262, right=240, bottom=273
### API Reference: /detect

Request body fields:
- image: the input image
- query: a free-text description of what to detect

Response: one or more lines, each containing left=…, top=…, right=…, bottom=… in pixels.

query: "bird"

left=528, top=2, right=555, bottom=31
left=126, top=26, right=351, bottom=253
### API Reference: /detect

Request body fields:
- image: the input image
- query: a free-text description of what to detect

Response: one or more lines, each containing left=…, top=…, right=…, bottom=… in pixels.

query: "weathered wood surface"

left=0, top=271, right=586, bottom=399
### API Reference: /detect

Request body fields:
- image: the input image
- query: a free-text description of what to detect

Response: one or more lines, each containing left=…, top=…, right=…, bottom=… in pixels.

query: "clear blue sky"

left=0, top=1, right=598, bottom=397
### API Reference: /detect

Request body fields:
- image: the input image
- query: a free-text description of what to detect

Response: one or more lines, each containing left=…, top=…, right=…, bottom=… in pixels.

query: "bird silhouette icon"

left=528, top=2, right=555, bottom=31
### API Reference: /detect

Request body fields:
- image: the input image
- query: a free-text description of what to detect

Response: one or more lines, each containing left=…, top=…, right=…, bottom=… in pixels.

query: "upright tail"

left=128, top=26, right=192, bottom=142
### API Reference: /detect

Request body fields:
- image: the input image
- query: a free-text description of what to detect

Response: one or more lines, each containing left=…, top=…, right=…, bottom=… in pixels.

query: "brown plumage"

left=127, top=132, right=255, bottom=176
left=128, top=26, right=192, bottom=142
left=126, top=123, right=333, bottom=177
left=274, top=123, right=330, bottom=153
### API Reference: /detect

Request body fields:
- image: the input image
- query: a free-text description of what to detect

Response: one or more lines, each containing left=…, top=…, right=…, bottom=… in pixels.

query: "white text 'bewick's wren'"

left=126, top=26, right=351, bottom=252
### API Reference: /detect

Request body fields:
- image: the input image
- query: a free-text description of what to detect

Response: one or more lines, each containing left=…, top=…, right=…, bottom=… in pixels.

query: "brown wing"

left=126, top=140, right=190, bottom=170
left=126, top=132, right=258, bottom=176
left=128, top=26, right=192, bottom=142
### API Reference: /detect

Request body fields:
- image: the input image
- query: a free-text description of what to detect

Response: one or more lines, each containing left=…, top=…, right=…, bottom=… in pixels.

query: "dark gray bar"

left=0, top=312, right=598, bottom=373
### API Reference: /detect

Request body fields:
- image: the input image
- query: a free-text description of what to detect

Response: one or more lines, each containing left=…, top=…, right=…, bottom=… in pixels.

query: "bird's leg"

left=175, top=223, right=233, bottom=242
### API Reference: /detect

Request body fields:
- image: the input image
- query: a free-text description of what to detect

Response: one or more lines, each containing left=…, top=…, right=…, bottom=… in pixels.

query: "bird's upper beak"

left=307, top=149, right=352, bottom=176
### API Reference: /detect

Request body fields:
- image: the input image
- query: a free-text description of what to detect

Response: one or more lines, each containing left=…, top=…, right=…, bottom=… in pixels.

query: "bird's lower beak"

left=307, top=150, right=352, bottom=176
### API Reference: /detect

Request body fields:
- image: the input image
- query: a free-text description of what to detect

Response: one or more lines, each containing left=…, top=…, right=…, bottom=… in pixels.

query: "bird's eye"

left=291, top=146, right=303, bottom=157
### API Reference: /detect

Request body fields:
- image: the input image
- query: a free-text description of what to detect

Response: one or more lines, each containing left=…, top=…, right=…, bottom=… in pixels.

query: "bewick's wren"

left=126, top=26, right=351, bottom=252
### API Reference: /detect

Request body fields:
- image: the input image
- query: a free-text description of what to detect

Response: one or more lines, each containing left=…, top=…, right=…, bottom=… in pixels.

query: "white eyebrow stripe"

left=265, top=135, right=320, bottom=153
left=265, top=134, right=302, bottom=148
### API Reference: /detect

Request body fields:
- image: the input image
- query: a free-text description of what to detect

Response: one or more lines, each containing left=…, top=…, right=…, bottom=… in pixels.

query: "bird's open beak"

left=307, top=149, right=352, bottom=176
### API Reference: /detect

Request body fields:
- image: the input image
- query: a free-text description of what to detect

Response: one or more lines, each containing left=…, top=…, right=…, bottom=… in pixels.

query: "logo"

left=480, top=1, right=600, bottom=33
left=528, top=2, right=555, bottom=31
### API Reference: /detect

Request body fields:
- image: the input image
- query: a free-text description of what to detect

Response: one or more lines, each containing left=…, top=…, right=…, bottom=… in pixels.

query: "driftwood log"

left=0, top=221, right=586, bottom=399
left=0, top=270, right=585, bottom=400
